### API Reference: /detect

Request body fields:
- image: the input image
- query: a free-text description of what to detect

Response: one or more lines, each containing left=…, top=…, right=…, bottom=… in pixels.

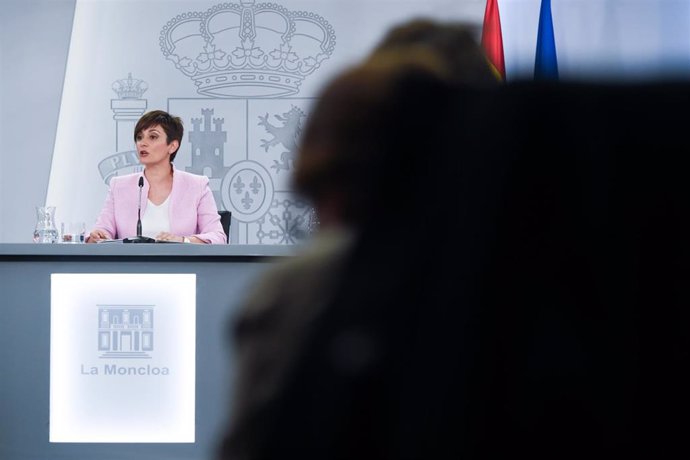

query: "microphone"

left=123, top=176, right=155, bottom=243
left=136, top=176, right=144, bottom=237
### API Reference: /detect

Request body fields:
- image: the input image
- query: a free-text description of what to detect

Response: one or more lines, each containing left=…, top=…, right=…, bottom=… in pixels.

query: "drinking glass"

left=61, top=222, right=86, bottom=243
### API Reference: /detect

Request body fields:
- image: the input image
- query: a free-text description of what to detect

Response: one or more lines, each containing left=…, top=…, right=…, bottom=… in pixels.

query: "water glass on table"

left=61, top=222, right=86, bottom=243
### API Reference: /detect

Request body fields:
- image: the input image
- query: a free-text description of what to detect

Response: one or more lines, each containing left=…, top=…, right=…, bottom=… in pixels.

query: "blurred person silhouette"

left=220, top=78, right=690, bottom=459
left=367, top=17, right=499, bottom=87
left=218, top=58, right=459, bottom=460
left=219, top=16, right=690, bottom=456
left=216, top=18, right=497, bottom=460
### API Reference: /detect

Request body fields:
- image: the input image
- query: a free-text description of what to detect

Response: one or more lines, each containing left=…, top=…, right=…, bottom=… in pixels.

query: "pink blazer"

left=92, top=166, right=227, bottom=244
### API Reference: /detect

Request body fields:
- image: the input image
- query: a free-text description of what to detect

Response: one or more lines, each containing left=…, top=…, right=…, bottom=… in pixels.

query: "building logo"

left=52, top=274, right=194, bottom=441
left=98, top=305, right=154, bottom=359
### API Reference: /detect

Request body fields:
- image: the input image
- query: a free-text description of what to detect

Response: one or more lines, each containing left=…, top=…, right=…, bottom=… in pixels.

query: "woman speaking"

left=87, top=110, right=226, bottom=244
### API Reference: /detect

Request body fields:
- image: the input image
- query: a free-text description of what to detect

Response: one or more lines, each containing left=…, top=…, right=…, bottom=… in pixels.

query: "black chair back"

left=218, top=210, right=231, bottom=243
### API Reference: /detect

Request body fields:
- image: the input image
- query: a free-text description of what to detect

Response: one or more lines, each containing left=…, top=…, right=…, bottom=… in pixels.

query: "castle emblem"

left=159, top=0, right=336, bottom=97
left=187, top=108, right=229, bottom=206
left=98, top=306, right=154, bottom=359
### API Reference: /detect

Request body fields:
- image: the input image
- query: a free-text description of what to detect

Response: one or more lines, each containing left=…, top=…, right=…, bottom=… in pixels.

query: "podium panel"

left=0, top=244, right=292, bottom=459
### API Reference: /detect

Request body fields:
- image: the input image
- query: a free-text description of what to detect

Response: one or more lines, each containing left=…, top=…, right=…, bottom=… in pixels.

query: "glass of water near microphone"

left=32, top=205, right=86, bottom=243
left=60, top=221, right=86, bottom=243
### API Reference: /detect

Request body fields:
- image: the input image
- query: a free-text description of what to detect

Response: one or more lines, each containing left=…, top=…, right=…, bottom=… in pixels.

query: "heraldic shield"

left=169, top=98, right=315, bottom=245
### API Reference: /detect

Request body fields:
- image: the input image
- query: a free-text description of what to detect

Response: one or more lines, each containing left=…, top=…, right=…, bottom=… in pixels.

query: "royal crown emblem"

left=112, top=73, right=149, bottom=99
left=160, top=0, right=336, bottom=98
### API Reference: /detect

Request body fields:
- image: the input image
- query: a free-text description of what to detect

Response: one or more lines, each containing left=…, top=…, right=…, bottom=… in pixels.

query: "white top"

left=141, top=196, right=171, bottom=239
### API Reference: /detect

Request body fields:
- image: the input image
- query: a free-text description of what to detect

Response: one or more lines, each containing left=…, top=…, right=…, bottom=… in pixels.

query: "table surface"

left=0, top=242, right=300, bottom=258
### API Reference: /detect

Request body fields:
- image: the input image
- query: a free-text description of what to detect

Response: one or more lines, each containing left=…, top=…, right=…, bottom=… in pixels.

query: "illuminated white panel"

left=50, top=273, right=196, bottom=443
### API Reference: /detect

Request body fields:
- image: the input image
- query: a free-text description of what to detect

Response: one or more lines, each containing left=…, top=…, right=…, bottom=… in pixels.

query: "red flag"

left=481, top=0, right=506, bottom=80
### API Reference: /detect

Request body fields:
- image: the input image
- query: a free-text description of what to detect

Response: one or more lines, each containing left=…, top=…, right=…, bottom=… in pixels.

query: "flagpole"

left=481, top=0, right=506, bottom=81
left=534, top=0, right=559, bottom=80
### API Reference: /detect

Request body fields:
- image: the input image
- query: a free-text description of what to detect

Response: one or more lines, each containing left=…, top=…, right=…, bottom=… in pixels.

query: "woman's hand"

left=87, top=229, right=111, bottom=243
left=155, top=232, right=203, bottom=243
left=155, top=232, right=184, bottom=243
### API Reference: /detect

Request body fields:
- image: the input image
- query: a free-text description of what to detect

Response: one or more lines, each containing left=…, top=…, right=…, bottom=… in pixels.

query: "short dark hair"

left=134, top=110, right=184, bottom=162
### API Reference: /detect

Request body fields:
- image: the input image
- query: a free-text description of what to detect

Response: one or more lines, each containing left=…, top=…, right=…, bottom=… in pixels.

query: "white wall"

left=503, top=0, right=690, bottom=80
left=0, top=0, right=75, bottom=242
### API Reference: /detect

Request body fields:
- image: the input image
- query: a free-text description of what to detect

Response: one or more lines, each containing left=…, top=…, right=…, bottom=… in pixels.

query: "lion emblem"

left=258, top=106, right=306, bottom=173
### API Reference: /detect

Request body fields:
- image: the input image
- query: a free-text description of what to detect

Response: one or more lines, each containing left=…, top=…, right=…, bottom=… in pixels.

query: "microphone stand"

left=124, top=176, right=155, bottom=243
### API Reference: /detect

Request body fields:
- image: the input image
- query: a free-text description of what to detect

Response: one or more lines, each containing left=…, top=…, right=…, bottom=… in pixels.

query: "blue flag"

left=535, top=0, right=558, bottom=80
